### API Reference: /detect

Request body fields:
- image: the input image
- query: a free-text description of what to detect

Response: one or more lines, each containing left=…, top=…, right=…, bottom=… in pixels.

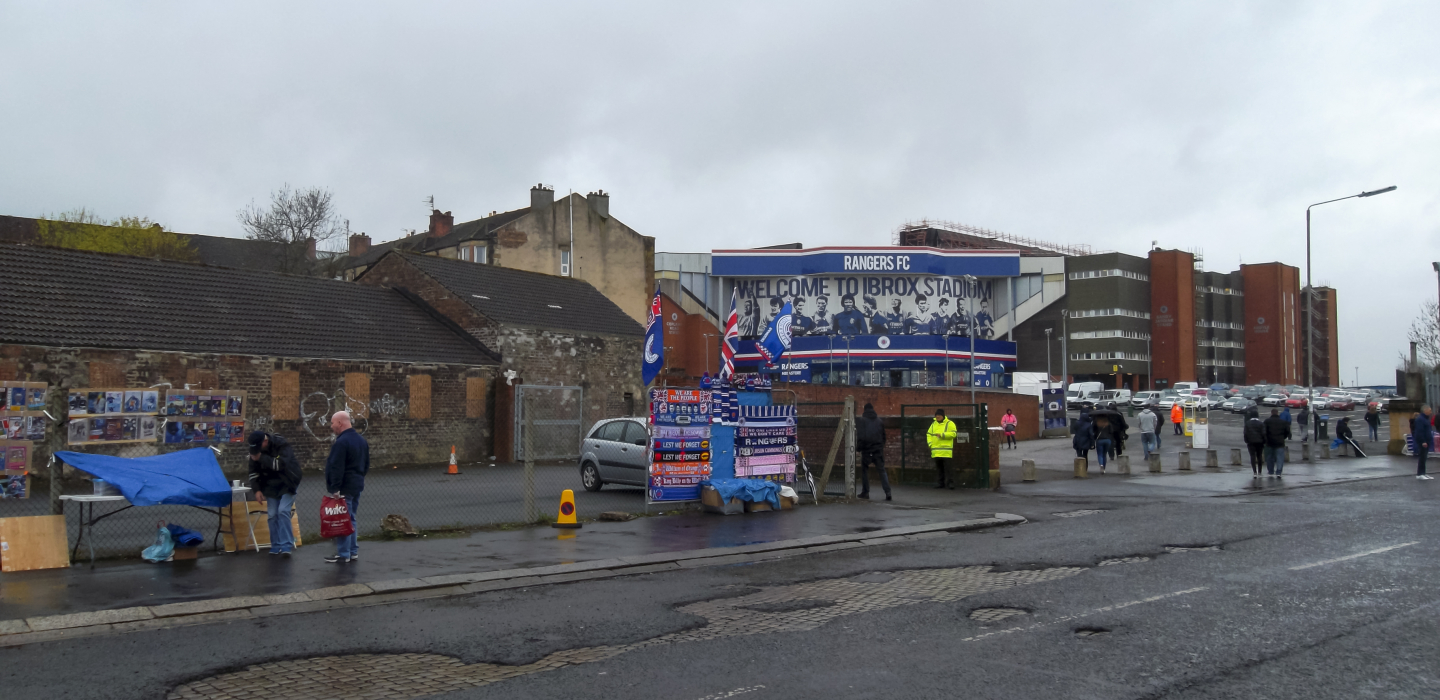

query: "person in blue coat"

left=1073, top=413, right=1095, bottom=461
left=324, top=411, right=370, bottom=563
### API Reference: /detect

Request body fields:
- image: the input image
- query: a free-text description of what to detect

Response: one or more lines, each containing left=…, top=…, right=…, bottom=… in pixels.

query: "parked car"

left=1312, top=396, right=1331, bottom=410
left=1131, top=391, right=1161, bottom=409
left=1261, top=393, right=1288, bottom=406
left=1156, top=391, right=1183, bottom=410
left=1205, top=395, right=1226, bottom=410
left=1226, top=397, right=1257, bottom=414
left=1285, top=396, right=1309, bottom=409
left=578, top=417, right=650, bottom=491
left=1327, top=396, right=1356, bottom=411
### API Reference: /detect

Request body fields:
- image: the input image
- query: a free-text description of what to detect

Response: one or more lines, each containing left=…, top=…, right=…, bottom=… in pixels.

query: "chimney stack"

left=587, top=190, right=610, bottom=219
left=428, top=210, right=453, bottom=239
left=348, top=233, right=371, bottom=257
left=530, top=184, right=554, bottom=212
left=305, top=237, right=317, bottom=261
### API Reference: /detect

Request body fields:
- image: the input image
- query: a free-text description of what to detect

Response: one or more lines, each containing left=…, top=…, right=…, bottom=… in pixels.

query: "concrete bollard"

left=1021, top=459, right=1037, bottom=482
left=1230, top=448, right=1243, bottom=466
left=1206, top=450, right=1219, bottom=468
left=1285, top=445, right=1293, bottom=463
left=1339, top=443, right=1350, bottom=457
left=1302, top=443, right=1311, bottom=461
left=989, top=469, right=1001, bottom=489
left=1074, top=457, right=1089, bottom=479
left=1116, top=455, right=1130, bottom=475
left=1148, top=454, right=1162, bottom=472
left=1178, top=452, right=1192, bottom=470
left=1321, top=443, right=1331, bottom=459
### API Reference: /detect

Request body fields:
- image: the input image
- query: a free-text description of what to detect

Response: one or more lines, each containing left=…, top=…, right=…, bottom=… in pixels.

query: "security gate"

left=898, top=403, right=990, bottom=488
left=514, top=385, right=584, bottom=461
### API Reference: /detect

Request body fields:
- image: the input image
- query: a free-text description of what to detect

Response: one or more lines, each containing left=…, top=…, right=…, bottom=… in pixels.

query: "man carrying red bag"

left=323, top=411, right=369, bottom=563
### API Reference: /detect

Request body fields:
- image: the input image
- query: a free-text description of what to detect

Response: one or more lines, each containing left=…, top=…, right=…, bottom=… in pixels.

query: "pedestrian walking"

left=1170, top=402, right=1184, bottom=436
left=1000, top=408, right=1018, bottom=449
left=1280, top=406, right=1292, bottom=428
left=246, top=431, right=302, bottom=555
left=1296, top=405, right=1311, bottom=442
left=1364, top=406, right=1381, bottom=442
left=1138, top=406, right=1158, bottom=458
left=1412, top=406, right=1434, bottom=480
left=1242, top=409, right=1265, bottom=476
left=926, top=408, right=958, bottom=489
left=1092, top=415, right=1117, bottom=475
left=1073, top=411, right=1095, bottom=462
left=855, top=403, right=891, bottom=500
left=323, top=411, right=369, bottom=563
left=1112, top=410, right=1129, bottom=456
left=1263, top=408, right=1291, bottom=477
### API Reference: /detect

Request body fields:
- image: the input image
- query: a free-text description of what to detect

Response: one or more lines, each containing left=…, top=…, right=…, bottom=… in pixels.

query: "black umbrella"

left=1088, top=409, right=1123, bottom=419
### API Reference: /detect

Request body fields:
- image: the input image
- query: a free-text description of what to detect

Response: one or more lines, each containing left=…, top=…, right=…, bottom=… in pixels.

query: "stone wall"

left=0, top=344, right=495, bottom=478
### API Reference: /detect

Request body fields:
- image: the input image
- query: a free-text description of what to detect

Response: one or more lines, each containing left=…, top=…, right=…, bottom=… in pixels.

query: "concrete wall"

left=0, top=345, right=494, bottom=478
left=490, top=192, right=655, bottom=325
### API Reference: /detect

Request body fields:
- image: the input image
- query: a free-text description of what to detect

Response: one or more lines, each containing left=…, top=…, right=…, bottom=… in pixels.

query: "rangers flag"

left=719, top=290, right=739, bottom=379
left=642, top=285, right=664, bottom=386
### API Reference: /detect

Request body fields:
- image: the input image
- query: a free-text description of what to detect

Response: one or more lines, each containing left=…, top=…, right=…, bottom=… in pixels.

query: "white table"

left=61, top=486, right=256, bottom=567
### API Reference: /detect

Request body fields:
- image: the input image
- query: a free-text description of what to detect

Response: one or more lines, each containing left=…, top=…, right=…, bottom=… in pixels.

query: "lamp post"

left=1305, top=186, right=1396, bottom=419
left=1060, top=308, right=1068, bottom=397
left=1146, top=336, right=1152, bottom=391
left=1044, top=328, right=1053, bottom=392
left=702, top=333, right=718, bottom=377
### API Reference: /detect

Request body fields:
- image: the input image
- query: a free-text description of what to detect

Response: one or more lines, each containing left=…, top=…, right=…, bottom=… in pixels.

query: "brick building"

left=339, top=185, right=656, bottom=325
left=354, top=251, right=645, bottom=461
left=1239, top=263, right=1303, bottom=385
left=0, top=243, right=499, bottom=477
left=1301, top=286, right=1340, bottom=387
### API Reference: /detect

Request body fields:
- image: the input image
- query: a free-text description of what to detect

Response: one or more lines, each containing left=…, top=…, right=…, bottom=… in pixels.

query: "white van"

left=1172, top=382, right=1199, bottom=392
left=1065, top=382, right=1106, bottom=410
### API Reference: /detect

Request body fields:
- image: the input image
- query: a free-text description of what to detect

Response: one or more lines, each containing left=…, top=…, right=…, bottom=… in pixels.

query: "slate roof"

left=343, top=207, right=532, bottom=271
left=0, top=243, right=497, bottom=365
left=179, top=233, right=295, bottom=273
left=391, top=252, right=644, bottom=337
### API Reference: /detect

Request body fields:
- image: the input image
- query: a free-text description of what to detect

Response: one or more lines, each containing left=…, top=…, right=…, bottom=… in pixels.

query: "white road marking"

left=962, top=587, right=1209, bottom=642
left=694, top=686, right=766, bottom=700
left=1288, top=542, right=1419, bottom=570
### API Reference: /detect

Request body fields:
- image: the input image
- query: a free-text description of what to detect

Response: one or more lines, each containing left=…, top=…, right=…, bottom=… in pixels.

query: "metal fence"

left=0, top=399, right=647, bottom=561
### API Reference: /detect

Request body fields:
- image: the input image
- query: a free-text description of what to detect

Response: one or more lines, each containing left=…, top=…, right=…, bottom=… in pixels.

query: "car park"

left=578, top=417, right=651, bottom=491
left=1285, top=396, right=1309, bottom=409
left=1131, top=391, right=1160, bottom=408
left=1327, top=396, right=1356, bottom=411
left=1261, top=393, right=1288, bottom=406
left=1226, top=397, right=1257, bottom=413
left=1156, top=391, right=1182, bottom=410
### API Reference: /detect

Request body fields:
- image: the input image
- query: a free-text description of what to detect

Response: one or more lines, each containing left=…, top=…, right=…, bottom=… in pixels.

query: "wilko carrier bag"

left=319, top=494, right=354, bottom=539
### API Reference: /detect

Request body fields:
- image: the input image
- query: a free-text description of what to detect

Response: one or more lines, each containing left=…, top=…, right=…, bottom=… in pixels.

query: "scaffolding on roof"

left=892, top=219, right=1098, bottom=257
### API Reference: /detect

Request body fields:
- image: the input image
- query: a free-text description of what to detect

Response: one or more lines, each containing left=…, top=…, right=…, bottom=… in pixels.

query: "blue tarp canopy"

left=701, top=477, right=782, bottom=510
left=55, top=448, right=232, bottom=508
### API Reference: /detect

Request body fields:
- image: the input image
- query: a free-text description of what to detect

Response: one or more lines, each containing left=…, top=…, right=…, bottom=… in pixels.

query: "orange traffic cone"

left=551, top=489, right=582, bottom=529
left=446, top=445, right=460, bottom=475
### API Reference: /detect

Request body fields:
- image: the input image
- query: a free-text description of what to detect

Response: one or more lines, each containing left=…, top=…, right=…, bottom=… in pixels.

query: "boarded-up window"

left=409, top=375, right=432, bottom=419
left=345, top=373, right=370, bottom=417
left=466, top=376, right=487, bottom=418
left=186, top=368, right=218, bottom=390
left=90, top=361, right=124, bottom=387
left=271, top=370, right=300, bottom=420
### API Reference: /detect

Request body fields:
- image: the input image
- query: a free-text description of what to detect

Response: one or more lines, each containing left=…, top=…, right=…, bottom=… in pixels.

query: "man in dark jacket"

left=1242, top=411, right=1266, bottom=476
left=854, top=403, right=890, bottom=500
left=1296, top=405, right=1311, bottom=442
left=247, top=431, right=303, bottom=555
left=1262, top=408, right=1291, bottom=477
left=1413, top=406, right=1434, bottom=480
left=324, top=411, right=369, bottom=562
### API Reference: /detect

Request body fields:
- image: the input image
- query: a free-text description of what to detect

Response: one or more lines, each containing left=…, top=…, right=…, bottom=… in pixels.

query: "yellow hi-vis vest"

left=926, top=418, right=958, bottom=458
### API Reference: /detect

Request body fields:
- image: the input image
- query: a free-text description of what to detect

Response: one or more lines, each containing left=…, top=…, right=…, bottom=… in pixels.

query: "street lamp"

left=702, top=333, right=718, bottom=377
left=1305, top=186, right=1396, bottom=426
left=1044, top=328, right=1053, bottom=392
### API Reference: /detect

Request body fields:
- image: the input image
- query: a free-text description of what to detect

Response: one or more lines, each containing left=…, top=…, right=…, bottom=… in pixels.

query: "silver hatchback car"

left=579, top=417, right=650, bottom=491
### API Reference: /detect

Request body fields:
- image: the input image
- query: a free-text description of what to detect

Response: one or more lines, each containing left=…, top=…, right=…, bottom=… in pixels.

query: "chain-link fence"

left=2, top=397, right=653, bottom=562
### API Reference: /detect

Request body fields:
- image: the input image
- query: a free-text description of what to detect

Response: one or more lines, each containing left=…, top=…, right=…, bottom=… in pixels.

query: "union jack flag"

left=719, top=290, right=739, bottom=379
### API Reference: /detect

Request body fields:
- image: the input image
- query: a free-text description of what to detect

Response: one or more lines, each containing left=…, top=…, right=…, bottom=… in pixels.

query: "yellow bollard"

left=551, top=489, right=582, bottom=529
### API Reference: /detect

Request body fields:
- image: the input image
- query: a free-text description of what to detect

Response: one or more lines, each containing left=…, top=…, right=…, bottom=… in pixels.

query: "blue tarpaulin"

left=700, top=477, right=781, bottom=510
left=55, top=449, right=232, bottom=508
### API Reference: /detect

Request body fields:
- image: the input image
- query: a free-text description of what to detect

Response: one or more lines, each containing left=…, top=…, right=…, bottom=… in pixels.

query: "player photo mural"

left=732, top=274, right=994, bottom=339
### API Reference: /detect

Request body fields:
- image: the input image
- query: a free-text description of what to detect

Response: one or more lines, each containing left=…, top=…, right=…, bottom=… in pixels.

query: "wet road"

left=4, top=470, right=1438, bottom=699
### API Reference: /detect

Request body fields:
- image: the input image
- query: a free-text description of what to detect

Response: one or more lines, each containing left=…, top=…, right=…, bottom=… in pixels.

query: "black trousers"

left=934, top=457, right=949, bottom=486
left=1247, top=443, right=1265, bottom=473
left=860, top=449, right=891, bottom=495
left=1173, top=421, right=1183, bottom=435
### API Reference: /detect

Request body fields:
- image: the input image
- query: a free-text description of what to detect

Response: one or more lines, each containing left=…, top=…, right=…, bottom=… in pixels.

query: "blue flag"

left=757, top=301, right=793, bottom=367
left=642, top=286, right=664, bottom=385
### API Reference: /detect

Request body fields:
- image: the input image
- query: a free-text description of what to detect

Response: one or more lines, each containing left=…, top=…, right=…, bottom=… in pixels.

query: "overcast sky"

left=3, top=2, right=1436, bottom=384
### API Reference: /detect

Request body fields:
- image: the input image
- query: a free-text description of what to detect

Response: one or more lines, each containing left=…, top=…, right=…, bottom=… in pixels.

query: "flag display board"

left=648, top=387, right=713, bottom=503
left=735, top=405, right=798, bottom=483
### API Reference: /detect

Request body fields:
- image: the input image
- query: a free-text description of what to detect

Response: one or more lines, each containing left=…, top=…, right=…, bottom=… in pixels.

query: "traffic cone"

left=552, top=489, right=582, bottom=529
left=446, top=445, right=460, bottom=475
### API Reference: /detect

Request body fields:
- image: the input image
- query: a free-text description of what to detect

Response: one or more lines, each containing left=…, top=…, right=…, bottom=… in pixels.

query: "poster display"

left=163, top=390, right=247, bottom=445
left=648, top=388, right=712, bottom=503
left=734, top=405, right=798, bottom=483
left=65, top=388, right=246, bottom=445
left=0, top=439, right=33, bottom=499
left=1042, top=388, right=1066, bottom=431
left=2, top=382, right=50, bottom=444
left=731, top=275, right=995, bottom=339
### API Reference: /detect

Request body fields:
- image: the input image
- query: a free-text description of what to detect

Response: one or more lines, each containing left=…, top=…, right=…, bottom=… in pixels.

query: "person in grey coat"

left=1137, top=407, right=1159, bottom=459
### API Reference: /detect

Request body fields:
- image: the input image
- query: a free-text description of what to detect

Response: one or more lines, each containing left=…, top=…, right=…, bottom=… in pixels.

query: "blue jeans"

left=336, top=494, right=359, bottom=559
left=265, top=492, right=296, bottom=553
left=1141, top=433, right=1157, bottom=458
left=1096, top=439, right=1112, bottom=467
left=1264, top=445, right=1285, bottom=475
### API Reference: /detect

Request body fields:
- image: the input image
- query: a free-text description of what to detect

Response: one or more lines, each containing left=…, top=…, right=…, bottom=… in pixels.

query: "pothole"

left=1165, top=545, right=1221, bottom=553
left=854, top=526, right=885, bottom=533
left=1053, top=509, right=1107, bottom=518
left=1074, top=627, right=1110, bottom=637
left=1098, top=556, right=1150, bottom=566
left=739, top=599, right=836, bottom=613
left=969, top=607, right=1029, bottom=623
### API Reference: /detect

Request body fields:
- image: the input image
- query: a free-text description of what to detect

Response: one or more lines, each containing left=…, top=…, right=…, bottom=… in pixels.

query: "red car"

left=1285, top=396, right=1309, bottom=409
left=1328, top=397, right=1356, bottom=410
